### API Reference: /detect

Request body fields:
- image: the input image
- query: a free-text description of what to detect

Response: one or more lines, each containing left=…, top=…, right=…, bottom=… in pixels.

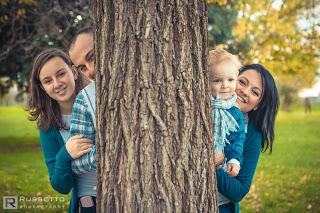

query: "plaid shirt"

left=70, top=91, right=96, bottom=174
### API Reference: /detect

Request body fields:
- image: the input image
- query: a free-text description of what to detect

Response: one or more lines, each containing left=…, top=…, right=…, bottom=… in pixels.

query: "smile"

left=237, top=95, right=246, bottom=103
left=56, top=87, right=66, bottom=95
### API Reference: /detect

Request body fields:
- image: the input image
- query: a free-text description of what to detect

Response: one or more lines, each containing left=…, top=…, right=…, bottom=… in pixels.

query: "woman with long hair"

left=28, top=48, right=92, bottom=213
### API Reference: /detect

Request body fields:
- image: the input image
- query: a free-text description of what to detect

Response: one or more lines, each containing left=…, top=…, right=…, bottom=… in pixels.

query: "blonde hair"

left=208, top=47, right=241, bottom=72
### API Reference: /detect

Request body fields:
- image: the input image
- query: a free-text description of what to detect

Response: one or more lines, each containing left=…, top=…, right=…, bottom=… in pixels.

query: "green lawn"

left=241, top=104, right=320, bottom=213
left=0, top=105, right=319, bottom=212
left=0, top=107, right=69, bottom=212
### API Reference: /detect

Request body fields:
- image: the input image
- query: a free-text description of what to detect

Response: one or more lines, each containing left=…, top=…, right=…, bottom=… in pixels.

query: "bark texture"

left=94, top=0, right=217, bottom=212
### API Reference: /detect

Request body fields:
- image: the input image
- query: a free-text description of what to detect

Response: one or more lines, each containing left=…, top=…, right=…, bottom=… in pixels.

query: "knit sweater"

left=217, top=120, right=262, bottom=213
left=39, top=127, right=77, bottom=213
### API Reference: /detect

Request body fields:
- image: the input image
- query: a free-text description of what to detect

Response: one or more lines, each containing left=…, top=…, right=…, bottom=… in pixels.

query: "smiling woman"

left=38, top=57, right=78, bottom=115
left=27, top=48, right=94, bottom=213
left=28, top=49, right=86, bottom=130
left=236, top=69, right=263, bottom=113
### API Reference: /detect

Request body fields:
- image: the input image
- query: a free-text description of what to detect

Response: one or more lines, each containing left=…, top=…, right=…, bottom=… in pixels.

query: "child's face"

left=39, top=57, right=77, bottom=106
left=209, top=62, right=238, bottom=100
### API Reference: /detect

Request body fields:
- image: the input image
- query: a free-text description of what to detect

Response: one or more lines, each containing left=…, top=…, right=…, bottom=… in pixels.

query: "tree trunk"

left=94, top=0, right=217, bottom=212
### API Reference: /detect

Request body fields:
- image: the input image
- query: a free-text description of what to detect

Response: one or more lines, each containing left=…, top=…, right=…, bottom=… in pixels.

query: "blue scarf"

left=212, top=95, right=239, bottom=153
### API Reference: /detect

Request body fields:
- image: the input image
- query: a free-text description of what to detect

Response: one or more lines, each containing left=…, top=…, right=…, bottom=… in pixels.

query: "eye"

left=57, top=70, right=66, bottom=77
left=212, top=79, right=221, bottom=83
left=42, top=79, right=52, bottom=84
left=252, top=89, right=260, bottom=97
left=78, top=65, right=87, bottom=72
left=228, top=78, right=235, bottom=82
left=86, top=50, right=94, bottom=62
left=238, top=79, right=246, bottom=86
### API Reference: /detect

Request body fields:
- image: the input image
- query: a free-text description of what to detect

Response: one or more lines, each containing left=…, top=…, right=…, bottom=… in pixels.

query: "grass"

left=0, top=106, right=69, bottom=212
left=0, top=106, right=39, bottom=152
left=241, top=103, right=320, bottom=213
left=0, top=104, right=319, bottom=212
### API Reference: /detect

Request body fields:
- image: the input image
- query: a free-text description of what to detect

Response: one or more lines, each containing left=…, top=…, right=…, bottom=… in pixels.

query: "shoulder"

left=82, top=81, right=95, bottom=96
left=39, top=126, right=64, bottom=147
left=40, top=126, right=59, bottom=137
left=75, top=82, right=95, bottom=105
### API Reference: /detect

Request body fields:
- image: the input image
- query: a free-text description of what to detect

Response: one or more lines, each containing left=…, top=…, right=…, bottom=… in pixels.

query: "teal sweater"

left=217, top=120, right=262, bottom=213
left=39, top=127, right=77, bottom=213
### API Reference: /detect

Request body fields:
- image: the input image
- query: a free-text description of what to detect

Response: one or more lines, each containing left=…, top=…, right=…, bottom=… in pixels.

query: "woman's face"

left=236, top=69, right=263, bottom=113
left=39, top=57, right=77, bottom=106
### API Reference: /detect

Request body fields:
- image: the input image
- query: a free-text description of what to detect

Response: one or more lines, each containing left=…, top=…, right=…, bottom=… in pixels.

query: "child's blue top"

left=225, top=106, right=246, bottom=165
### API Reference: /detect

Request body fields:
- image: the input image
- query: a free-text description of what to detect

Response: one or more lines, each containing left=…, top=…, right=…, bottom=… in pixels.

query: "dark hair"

left=27, top=48, right=88, bottom=131
left=69, top=27, right=93, bottom=50
left=239, top=64, right=279, bottom=153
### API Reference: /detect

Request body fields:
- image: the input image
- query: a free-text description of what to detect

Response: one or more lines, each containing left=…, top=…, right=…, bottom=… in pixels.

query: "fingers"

left=79, top=147, right=93, bottom=156
left=227, top=166, right=235, bottom=176
left=69, top=135, right=83, bottom=140
left=226, top=164, right=232, bottom=173
left=214, top=152, right=225, bottom=165
left=227, top=164, right=240, bottom=177
left=69, top=135, right=93, bottom=144
left=81, top=144, right=93, bottom=150
left=76, top=138, right=93, bottom=144
left=229, top=171, right=236, bottom=177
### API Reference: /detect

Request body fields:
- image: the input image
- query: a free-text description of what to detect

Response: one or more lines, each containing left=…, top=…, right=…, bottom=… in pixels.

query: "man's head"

left=69, top=27, right=94, bottom=79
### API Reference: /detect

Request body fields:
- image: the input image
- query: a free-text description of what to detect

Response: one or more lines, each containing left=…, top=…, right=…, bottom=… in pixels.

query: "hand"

left=65, top=135, right=93, bottom=159
left=214, top=152, right=225, bottom=168
left=226, top=163, right=240, bottom=177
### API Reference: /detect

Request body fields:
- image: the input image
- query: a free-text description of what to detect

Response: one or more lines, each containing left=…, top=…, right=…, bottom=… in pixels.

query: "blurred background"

left=0, top=0, right=319, bottom=212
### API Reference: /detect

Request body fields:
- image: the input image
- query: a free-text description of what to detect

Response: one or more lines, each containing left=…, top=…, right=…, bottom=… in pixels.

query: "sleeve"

left=225, top=108, right=246, bottom=165
left=216, top=125, right=262, bottom=202
left=39, top=128, right=75, bottom=194
left=70, top=92, right=97, bottom=174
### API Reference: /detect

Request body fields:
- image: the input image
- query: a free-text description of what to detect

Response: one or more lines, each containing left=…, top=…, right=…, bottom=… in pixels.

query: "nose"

left=240, top=86, right=250, bottom=97
left=222, top=80, right=228, bottom=88
left=53, top=78, right=62, bottom=89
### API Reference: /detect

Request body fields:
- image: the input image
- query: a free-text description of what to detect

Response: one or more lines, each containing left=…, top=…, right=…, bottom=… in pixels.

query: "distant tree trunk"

left=94, top=0, right=217, bottom=212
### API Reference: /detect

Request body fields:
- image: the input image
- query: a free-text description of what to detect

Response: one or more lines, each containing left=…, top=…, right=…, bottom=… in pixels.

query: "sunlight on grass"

left=0, top=106, right=39, bottom=151
left=241, top=107, right=320, bottom=213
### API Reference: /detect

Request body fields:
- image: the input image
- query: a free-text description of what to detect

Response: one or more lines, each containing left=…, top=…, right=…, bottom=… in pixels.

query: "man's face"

left=69, top=33, right=94, bottom=79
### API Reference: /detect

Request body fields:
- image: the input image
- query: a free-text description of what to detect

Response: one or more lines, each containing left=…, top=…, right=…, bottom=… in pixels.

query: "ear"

left=72, top=65, right=78, bottom=80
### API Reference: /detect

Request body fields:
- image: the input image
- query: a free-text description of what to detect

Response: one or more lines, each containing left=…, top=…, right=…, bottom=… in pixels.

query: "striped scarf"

left=212, top=95, right=239, bottom=153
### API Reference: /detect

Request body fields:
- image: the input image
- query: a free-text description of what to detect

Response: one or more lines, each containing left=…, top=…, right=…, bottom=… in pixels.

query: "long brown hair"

left=27, top=48, right=88, bottom=131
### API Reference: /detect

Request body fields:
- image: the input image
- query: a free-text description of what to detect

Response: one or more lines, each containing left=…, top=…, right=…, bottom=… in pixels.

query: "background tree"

left=207, top=1, right=238, bottom=48
left=0, top=0, right=91, bottom=97
left=94, top=0, right=217, bottom=212
left=223, top=0, right=320, bottom=110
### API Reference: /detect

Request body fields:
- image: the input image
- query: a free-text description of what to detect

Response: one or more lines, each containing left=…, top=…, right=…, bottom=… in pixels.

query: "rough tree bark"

left=94, top=0, right=217, bottom=212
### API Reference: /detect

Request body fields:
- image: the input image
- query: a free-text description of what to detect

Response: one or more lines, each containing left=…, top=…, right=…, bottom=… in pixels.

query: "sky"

left=299, top=76, right=320, bottom=98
